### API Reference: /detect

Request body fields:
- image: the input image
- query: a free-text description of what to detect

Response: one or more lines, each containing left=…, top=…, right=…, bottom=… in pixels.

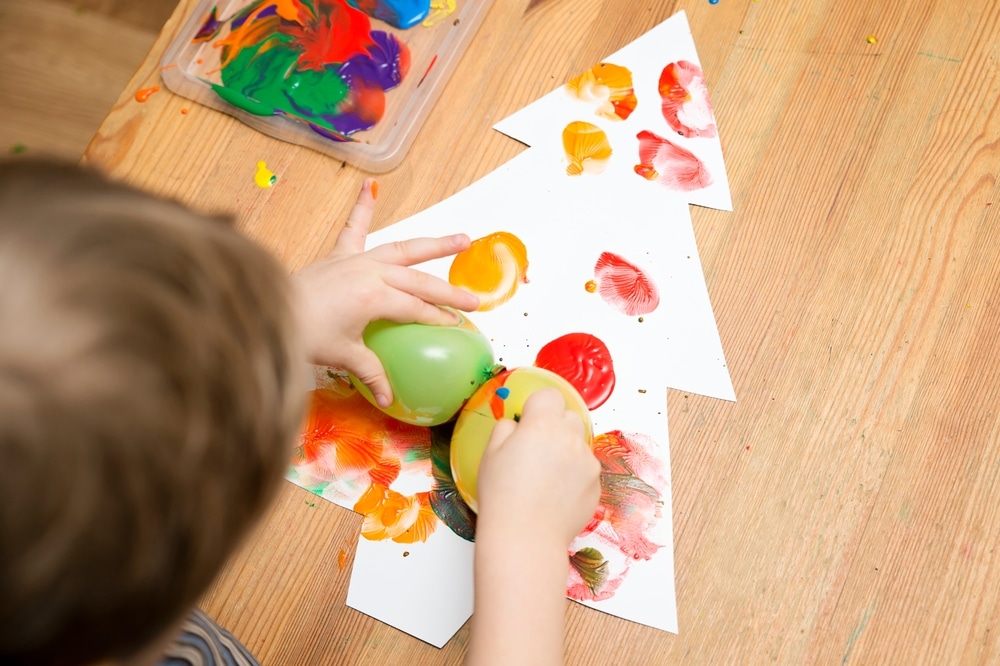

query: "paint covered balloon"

left=450, top=367, right=593, bottom=513
left=352, top=312, right=501, bottom=426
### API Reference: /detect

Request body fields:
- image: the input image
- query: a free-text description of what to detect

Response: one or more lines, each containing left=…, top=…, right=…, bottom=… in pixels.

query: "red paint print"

left=634, top=130, right=711, bottom=192
left=593, top=251, right=660, bottom=317
left=534, top=333, right=616, bottom=410
left=658, top=60, right=717, bottom=138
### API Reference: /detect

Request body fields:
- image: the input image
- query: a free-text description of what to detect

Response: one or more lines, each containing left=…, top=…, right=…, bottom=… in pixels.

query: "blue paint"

left=709, top=0, right=719, bottom=4
left=496, top=387, right=510, bottom=400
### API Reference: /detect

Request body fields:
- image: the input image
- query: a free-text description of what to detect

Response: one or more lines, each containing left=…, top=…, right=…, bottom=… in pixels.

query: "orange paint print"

left=562, top=121, right=612, bottom=176
left=354, top=485, right=438, bottom=543
left=566, top=62, right=637, bottom=120
left=448, top=232, right=529, bottom=311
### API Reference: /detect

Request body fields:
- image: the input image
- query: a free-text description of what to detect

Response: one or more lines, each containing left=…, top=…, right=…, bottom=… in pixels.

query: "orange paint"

left=180, top=108, right=189, bottom=115
left=134, top=86, right=161, bottom=103
left=337, top=548, right=348, bottom=571
left=370, top=179, right=379, bottom=199
left=448, top=232, right=529, bottom=311
left=562, top=121, right=612, bottom=175
left=566, top=62, right=637, bottom=120
left=585, top=280, right=598, bottom=293
left=354, top=484, right=437, bottom=543
left=159, top=62, right=178, bottom=71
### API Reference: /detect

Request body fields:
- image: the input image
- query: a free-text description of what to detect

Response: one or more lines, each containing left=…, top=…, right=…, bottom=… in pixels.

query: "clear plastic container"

left=160, top=0, right=495, bottom=172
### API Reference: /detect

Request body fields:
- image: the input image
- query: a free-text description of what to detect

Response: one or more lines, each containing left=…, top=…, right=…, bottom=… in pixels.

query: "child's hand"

left=291, top=179, right=479, bottom=406
left=475, top=388, right=602, bottom=548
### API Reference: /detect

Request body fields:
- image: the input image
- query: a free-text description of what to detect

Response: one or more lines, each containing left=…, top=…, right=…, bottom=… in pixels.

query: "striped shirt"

left=159, top=609, right=259, bottom=666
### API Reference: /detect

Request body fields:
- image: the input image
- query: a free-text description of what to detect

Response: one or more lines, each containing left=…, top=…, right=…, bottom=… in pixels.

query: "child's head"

left=0, top=161, right=307, bottom=665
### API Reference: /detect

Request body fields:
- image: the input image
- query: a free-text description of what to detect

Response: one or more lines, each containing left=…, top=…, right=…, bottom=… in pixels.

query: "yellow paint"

left=867, top=34, right=878, bottom=45
left=422, top=0, right=457, bottom=26
left=254, top=161, right=277, bottom=188
left=562, top=121, right=613, bottom=175
left=448, top=232, right=529, bottom=311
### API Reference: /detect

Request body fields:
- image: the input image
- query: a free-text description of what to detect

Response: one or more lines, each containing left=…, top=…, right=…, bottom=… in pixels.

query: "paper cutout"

left=286, top=9, right=732, bottom=646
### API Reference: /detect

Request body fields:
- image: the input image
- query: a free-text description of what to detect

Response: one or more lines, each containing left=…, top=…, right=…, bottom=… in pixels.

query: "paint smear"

left=338, top=548, right=348, bottom=570
left=347, top=0, right=431, bottom=29
left=292, top=387, right=441, bottom=544
left=658, top=60, right=717, bottom=138
left=134, top=86, right=161, bottom=102
left=593, top=251, right=660, bottom=316
left=566, top=62, right=637, bottom=120
left=429, top=422, right=476, bottom=541
left=197, top=0, right=411, bottom=140
left=562, top=121, right=613, bottom=175
left=534, top=333, right=616, bottom=410
left=448, top=232, right=529, bottom=311
left=567, top=430, right=666, bottom=601
left=422, top=0, right=456, bottom=26
left=254, top=161, right=277, bottom=188
left=634, top=130, right=711, bottom=191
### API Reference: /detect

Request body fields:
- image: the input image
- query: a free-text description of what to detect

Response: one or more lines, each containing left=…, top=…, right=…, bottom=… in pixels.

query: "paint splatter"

left=585, top=280, right=598, bottom=293
left=448, top=232, right=529, bottom=311
left=254, top=161, right=277, bottom=188
left=196, top=0, right=411, bottom=140
left=134, top=86, right=161, bottom=102
left=566, top=62, right=637, bottom=120
left=593, top=251, right=660, bottom=316
left=534, top=333, right=616, bottom=410
left=634, top=130, right=711, bottom=191
left=658, top=60, right=717, bottom=138
left=338, top=548, right=348, bottom=570
left=567, top=430, right=666, bottom=601
left=10, top=144, right=26, bottom=155
left=562, top=121, right=613, bottom=175
left=428, top=422, right=476, bottom=541
left=866, top=34, right=878, bottom=45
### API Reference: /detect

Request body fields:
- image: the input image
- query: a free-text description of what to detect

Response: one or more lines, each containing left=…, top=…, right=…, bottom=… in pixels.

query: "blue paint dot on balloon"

left=496, top=387, right=510, bottom=400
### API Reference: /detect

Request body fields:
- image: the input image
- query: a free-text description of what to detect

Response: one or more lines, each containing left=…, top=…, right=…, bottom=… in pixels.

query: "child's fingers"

left=519, top=388, right=569, bottom=424
left=332, top=179, right=378, bottom=256
left=344, top=344, right=393, bottom=408
left=485, top=418, right=518, bottom=454
left=383, top=265, right=480, bottom=313
left=367, top=233, right=471, bottom=266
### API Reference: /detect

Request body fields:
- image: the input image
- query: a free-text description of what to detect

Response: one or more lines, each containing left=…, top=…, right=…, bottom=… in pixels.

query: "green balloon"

left=351, top=312, right=502, bottom=426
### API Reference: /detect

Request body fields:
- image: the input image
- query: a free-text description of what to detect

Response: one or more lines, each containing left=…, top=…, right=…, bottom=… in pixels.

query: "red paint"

left=287, top=0, right=375, bottom=71
left=534, top=333, right=615, bottom=410
left=658, top=60, right=717, bottom=138
left=593, top=251, right=660, bottom=317
left=418, top=54, right=438, bottom=87
left=134, top=86, right=161, bottom=102
left=634, top=130, right=711, bottom=191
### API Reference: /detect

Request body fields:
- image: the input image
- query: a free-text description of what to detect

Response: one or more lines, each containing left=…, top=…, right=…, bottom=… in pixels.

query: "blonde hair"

left=0, top=161, right=307, bottom=665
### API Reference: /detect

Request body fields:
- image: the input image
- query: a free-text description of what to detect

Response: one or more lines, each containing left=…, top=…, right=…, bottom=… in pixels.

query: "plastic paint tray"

left=161, top=0, right=495, bottom=172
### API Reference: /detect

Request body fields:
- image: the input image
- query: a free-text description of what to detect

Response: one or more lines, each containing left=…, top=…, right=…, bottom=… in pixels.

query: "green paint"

left=10, top=143, right=25, bottom=154
left=842, top=604, right=875, bottom=664
left=916, top=51, right=962, bottom=64
left=218, top=39, right=350, bottom=132
left=569, top=547, right=610, bottom=595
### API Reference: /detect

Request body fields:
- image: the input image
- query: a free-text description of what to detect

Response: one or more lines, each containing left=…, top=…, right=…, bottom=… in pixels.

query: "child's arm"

left=291, top=179, right=479, bottom=407
left=467, top=389, right=602, bottom=666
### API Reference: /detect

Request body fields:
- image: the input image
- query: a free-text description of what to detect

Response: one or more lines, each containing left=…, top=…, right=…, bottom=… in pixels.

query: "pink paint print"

left=658, top=60, right=717, bottom=138
left=593, top=251, right=660, bottom=316
left=634, top=130, right=711, bottom=192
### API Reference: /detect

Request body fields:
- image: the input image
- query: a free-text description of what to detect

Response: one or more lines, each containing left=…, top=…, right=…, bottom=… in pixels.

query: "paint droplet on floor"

left=403, top=551, right=410, bottom=557
left=338, top=549, right=347, bottom=571
left=254, top=161, right=277, bottom=188
left=181, top=108, right=189, bottom=115
left=134, top=85, right=161, bottom=102
left=866, top=34, right=878, bottom=44
left=10, top=143, right=26, bottom=154
left=585, top=279, right=598, bottom=293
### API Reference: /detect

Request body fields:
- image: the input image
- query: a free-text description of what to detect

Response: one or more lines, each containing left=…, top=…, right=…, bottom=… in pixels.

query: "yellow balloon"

left=450, top=366, right=593, bottom=513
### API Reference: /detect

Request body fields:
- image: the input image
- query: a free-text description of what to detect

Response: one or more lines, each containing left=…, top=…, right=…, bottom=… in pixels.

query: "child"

left=0, top=161, right=601, bottom=666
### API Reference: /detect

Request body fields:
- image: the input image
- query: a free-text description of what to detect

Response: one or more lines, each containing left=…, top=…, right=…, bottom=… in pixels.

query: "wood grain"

left=0, top=0, right=157, bottom=160
left=82, top=0, right=1000, bottom=663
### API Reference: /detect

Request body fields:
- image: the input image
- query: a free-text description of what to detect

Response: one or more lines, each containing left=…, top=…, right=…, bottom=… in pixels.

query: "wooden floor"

left=0, top=0, right=178, bottom=161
